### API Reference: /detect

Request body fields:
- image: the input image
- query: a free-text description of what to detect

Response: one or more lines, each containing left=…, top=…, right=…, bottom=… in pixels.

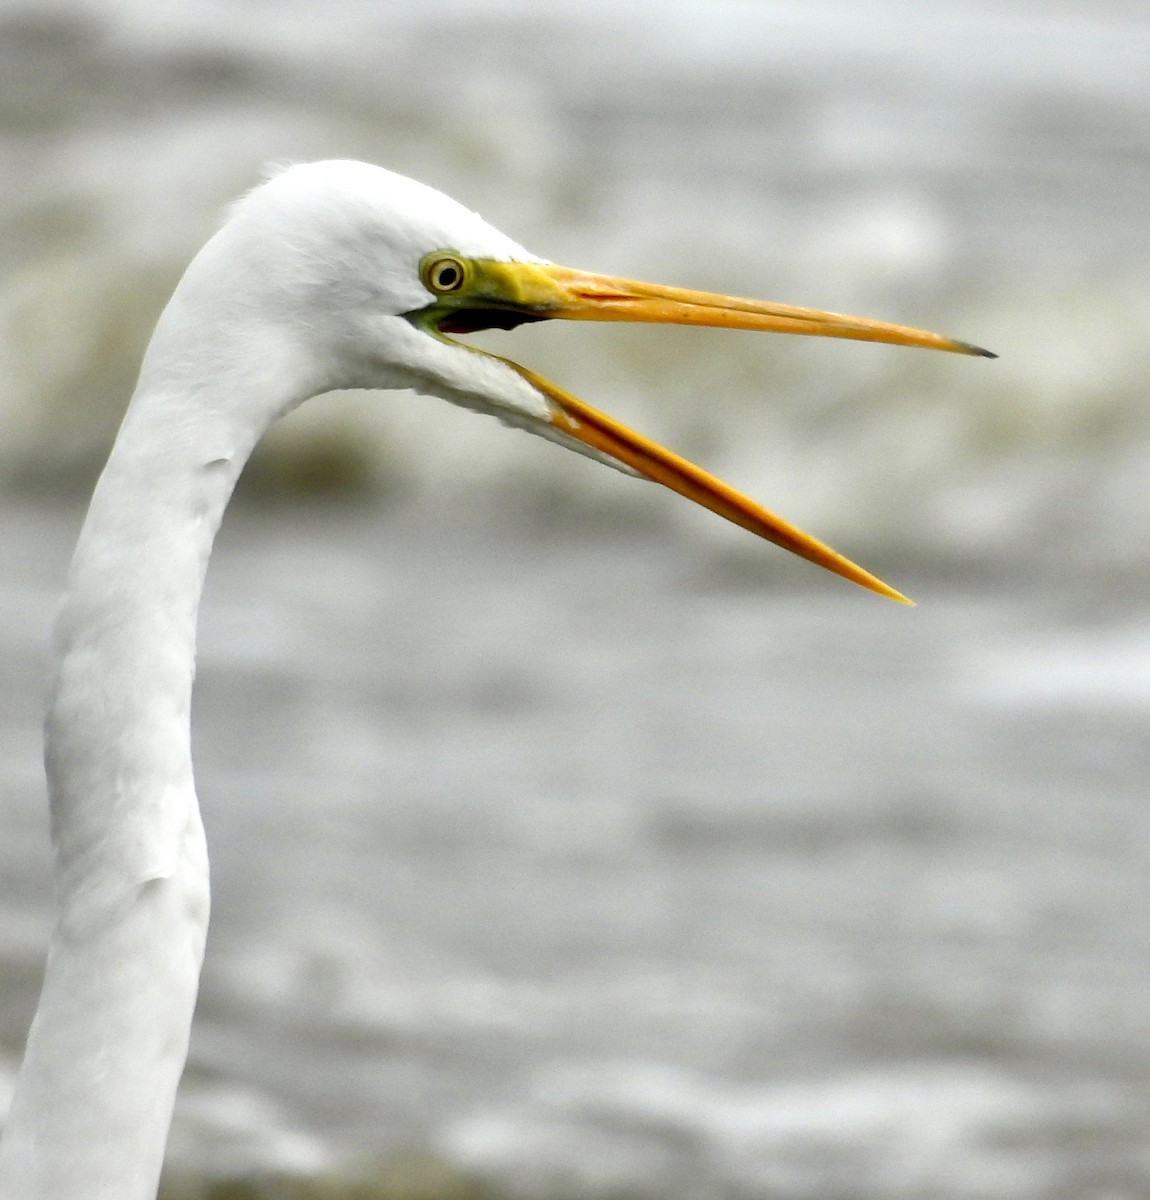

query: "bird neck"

left=0, top=292, right=304, bottom=1199
left=46, top=366, right=261, bottom=903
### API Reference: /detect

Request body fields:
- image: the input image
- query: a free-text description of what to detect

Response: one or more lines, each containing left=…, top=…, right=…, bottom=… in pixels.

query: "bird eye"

left=423, top=255, right=467, bottom=294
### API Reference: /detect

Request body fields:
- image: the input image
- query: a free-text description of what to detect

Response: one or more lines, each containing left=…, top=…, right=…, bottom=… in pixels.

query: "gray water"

left=2, top=1, right=1150, bottom=1196
left=1, top=497, right=1147, bottom=1197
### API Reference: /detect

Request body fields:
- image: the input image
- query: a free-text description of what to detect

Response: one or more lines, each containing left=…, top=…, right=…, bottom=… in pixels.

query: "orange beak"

left=418, top=256, right=994, bottom=604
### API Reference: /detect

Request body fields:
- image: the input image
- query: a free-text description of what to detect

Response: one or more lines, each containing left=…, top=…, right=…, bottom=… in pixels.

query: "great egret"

left=0, top=160, right=991, bottom=1199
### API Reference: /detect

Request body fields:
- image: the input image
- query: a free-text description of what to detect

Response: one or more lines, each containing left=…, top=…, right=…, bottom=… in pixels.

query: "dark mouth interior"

left=436, top=308, right=551, bottom=334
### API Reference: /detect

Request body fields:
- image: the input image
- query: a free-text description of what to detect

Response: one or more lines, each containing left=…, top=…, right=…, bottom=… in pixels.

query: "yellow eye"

left=423, top=255, right=467, bottom=294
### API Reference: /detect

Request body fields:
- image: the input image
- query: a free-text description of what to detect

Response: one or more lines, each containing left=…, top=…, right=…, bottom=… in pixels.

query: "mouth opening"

left=407, top=304, right=551, bottom=335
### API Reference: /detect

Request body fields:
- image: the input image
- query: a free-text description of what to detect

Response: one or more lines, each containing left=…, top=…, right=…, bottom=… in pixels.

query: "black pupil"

left=436, top=264, right=460, bottom=289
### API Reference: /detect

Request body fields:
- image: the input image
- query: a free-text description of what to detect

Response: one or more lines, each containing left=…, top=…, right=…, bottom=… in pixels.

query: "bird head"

left=222, top=161, right=993, bottom=603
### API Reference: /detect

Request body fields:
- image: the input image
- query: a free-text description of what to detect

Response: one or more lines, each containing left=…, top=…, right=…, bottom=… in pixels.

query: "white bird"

left=0, top=161, right=991, bottom=1199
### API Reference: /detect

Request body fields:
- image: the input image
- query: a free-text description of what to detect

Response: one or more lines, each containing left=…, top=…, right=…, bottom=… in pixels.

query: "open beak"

left=416, top=256, right=995, bottom=604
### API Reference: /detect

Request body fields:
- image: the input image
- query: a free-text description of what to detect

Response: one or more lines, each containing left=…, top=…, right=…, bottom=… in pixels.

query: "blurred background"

left=1, top=1, right=1149, bottom=1196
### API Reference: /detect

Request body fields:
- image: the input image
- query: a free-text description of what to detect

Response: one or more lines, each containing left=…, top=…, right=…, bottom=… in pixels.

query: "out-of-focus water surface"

left=1, top=1, right=1149, bottom=1196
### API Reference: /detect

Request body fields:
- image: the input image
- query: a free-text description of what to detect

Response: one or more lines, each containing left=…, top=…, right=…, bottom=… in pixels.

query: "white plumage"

left=0, top=161, right=989, bottom=1198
